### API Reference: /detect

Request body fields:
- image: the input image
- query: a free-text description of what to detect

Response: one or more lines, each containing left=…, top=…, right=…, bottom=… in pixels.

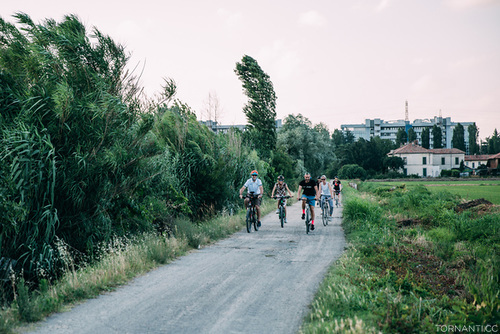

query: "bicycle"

left=334, top=190, right=341, bottom=207
left=273, top=195, right=290, bottom=228
left=301, top=197, right=314, bottom=234
left=245, top=192, right=259, bottom=233
left=320, top=195, right=330, bottom=226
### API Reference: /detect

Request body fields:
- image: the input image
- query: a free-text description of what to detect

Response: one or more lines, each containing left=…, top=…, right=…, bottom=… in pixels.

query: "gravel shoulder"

left=25, top=200, right=345, bottom=334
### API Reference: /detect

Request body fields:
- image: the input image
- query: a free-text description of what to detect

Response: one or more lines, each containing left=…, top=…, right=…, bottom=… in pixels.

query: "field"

left=366, top=179, right=500, bottom=204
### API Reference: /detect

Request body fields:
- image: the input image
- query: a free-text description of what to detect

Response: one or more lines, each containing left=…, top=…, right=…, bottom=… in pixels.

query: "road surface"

left=26, top=200, right=345, bottom=334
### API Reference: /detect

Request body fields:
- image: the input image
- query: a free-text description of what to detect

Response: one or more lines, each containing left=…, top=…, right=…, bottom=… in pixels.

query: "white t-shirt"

left=244, top=178, right=262, bottom=195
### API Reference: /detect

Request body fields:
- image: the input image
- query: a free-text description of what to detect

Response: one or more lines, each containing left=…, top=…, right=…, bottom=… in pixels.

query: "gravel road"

left=26, top=200, right=345, bottom=334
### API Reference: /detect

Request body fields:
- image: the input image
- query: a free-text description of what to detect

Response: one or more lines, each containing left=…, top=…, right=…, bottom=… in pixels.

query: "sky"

left=3, top=0, right=500, bottom=140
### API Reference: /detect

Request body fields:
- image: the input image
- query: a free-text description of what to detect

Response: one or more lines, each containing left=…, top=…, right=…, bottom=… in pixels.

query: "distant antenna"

left=439, top=109, right=442, bottom=118
left=405, top=100, right=409, bottom=123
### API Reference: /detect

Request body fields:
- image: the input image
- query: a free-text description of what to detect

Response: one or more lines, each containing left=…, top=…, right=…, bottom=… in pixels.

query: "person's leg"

left=256, top=205, right=261, bottom=221
left=244, top=197, right=249, bottom=209
left=329, top=197, right=334, bottom=216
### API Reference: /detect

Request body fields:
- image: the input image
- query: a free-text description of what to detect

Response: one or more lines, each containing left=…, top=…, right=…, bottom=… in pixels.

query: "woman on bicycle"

left=319, top=175, right=334, bottom=219
left=332, top=176, right=342, bottom=205
left=239, top=170, right=264, bottom=227
left=271, top=175, right=293, bottom=223
left=297, top=172, right=319, bottom=230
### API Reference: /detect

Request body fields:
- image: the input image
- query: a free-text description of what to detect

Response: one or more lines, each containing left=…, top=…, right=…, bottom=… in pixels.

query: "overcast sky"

left=3, top=0, right=500, bottom=140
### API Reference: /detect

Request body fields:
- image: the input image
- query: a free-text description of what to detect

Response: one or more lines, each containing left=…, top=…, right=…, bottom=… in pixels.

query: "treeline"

left=0, top=14, right=276, bottom=301
left=275, top=114, right=403, bottom=181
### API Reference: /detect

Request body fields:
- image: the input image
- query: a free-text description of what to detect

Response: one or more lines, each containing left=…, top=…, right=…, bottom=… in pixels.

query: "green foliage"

left=421, top=127, right=430, bottom=149
left=304, top=184, right=499, bottom=333
left=337, top=164, right=367, bottom=180
left=432, top=124, right=443, bottom=149
left=396, top=128, right=408, bottom=146
left=234, top=55, right=277, bottom=158
left=277, top=114, right=335, bottom=178
left=452, top=123, right=466, bottom=151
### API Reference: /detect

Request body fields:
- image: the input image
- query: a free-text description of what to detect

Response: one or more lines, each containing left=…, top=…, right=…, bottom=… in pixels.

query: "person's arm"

left=314, top=185, right=320, bottom=199
left=296, top=185, right=302, bottom=200
left=328, top=183, right=334, bottom=197
left=286, top=184, right=292, bottom=196
left=271, top=184, right=276, bottom=198
left=239, top=186, right=246, bottom=198
left=258, top=185, right=264, bottom=198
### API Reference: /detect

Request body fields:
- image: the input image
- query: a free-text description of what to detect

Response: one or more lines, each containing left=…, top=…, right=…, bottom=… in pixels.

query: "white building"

left=341, top=116, right=475, bottom=152
left=387, top=142, right=465, bottom=177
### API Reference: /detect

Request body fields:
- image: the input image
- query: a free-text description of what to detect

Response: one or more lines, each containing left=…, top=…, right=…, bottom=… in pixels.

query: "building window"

left=455, top=157, right=459, bottom=165
left=404, top=168, right=407, bottom=176
left=423, top=168, right=427, bottom=177
left=441, top=157, right=445, bottom=165
left=423, top=157, right=427, bottom=165
left=472, top=162, right=475, bottom=168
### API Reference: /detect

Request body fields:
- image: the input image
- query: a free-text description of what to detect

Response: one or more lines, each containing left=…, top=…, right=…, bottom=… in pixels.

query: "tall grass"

left=0, top=201, right=278, bottom=333
left=301, top=184, right=500, bottom=333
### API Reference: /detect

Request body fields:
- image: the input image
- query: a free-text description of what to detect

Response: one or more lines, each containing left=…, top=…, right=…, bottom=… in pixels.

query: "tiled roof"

left=392, top=143, right=430, bottom=154
left=490, top=152, right=500, bottom=159
left=431, top=148, right=465, bottom=154
left=465, top=155, right=492, bottom=161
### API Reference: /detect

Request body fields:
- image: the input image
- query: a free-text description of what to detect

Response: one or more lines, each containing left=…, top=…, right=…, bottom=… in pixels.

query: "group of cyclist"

left=239, top=170, right=342, bottom=230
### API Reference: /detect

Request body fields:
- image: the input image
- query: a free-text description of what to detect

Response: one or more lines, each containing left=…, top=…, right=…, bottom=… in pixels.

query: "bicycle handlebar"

left=272, top=196, right=291, bottom=199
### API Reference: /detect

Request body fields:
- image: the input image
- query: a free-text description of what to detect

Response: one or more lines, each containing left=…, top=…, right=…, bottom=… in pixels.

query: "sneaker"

left=311, top=223, right=315, bottom=231
left=257, top=221, right=261, bottom=227
left=276, top=209, right=279, bottom=214
left=301, top=213, right=305, bottom=220
left=285, top=218, right=288, bottom=223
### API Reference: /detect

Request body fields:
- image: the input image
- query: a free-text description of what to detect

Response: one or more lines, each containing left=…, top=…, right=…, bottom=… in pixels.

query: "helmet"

left=277, top=175, right=284, bottom=181
left=250, top=170, right=258, bottom=176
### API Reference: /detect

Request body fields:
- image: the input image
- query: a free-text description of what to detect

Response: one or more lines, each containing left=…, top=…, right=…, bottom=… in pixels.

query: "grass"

left=301, top=184, right=499, bottom=333
left=0, top=200, right=277, bottom=333
left=365, top=179, right=500, bottom=205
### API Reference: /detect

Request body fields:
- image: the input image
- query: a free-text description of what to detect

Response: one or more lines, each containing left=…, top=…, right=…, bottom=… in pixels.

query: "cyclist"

left=332, top=176, right=342, bottom=205
left=271, top=175, right=293, bottom=223
left=318, top=175, right=334, bottom=219
left=239, top=170, right=264, bottom=227
left=297, top=172, right=319, bottom=230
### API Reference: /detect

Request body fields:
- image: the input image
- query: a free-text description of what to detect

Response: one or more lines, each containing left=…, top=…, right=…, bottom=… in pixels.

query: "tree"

left=396, top=128, right=408, bottom=147
left=421, top=127, right=430, bottom=149
left=331, top=129, right=344, bottom=147
left=338, top=164, right=367, bottom=180
left=452, top=123, right=466, bottom=151
left=277, top=114, right=335, bottom=178
left=487, top=129, right=500, bottom=154
left=384, top=156, right=405, bottom=172
left=235, top=55, right=277, bottom=158
left=468, top=123, right=479, bottom=155
left=408, top=127, right=417, bottom=143
left=202, top=91, right=223, bottom=129
left=432, top=125, right=443, bottom=149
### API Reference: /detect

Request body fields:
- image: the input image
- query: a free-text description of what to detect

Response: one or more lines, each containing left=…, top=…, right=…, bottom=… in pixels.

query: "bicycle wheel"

left=305, top=207, right=310, bottom=234
left=253, top=214, right=259, bottom=231
left=246, top=209, right=252, bottom=233
left=322, top=203, right=328, bottom=226
left=280, top=206, right=284, bottom=228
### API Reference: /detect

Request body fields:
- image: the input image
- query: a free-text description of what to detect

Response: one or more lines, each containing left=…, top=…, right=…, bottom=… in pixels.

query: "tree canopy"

left=234, top=55, right=277, bottom=158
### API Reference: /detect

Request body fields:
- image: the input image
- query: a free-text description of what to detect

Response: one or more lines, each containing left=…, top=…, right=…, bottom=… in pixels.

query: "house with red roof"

left=464, top=155, right=490, bottom=170
left=387, top=142, right=465, bottom=177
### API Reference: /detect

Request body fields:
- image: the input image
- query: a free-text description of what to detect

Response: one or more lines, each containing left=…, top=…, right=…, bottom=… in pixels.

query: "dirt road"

left=26, top=201, right=345, bottom=334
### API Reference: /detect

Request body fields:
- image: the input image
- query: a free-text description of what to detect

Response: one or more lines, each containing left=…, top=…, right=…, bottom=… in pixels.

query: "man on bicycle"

left=297, top=172, right=319, bottom=230
left=319, top=175, right=334, bottom=219
left=332, top=176, right=342, bottom=205
left=271, top=175, right=293, bottom=223
left=239, top=170, right=264, bottom=227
